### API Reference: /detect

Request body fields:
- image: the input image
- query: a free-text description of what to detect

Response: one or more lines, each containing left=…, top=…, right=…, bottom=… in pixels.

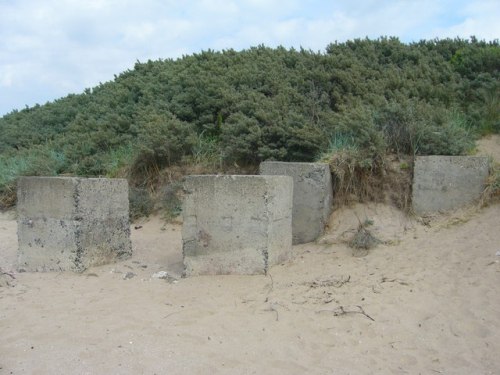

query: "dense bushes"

left=0, top=37, right=498, bottom=210
left=376, top=100, right=474, bottom=156
left=131, top=111, right=197, bottom=175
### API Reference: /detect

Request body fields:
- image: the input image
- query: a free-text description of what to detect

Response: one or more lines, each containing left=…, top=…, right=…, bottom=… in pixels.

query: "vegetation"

left=482, top=160, right=500, bottom=205
left=0, top=37, right=498, bottom=214
left=349, top=219, right=381, bottom=258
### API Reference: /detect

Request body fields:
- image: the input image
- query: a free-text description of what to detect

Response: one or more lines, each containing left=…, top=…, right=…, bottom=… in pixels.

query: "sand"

left=1, top=201, right=499, bottom=374
left=1, top=136, right=499, bottom=374
left=476, top=134, right=500, bottom=162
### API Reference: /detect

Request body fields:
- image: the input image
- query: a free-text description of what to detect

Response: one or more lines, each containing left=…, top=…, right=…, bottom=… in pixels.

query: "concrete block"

left=17, top=177, right=132, bottom=272
left=259, top=161, right=333, bottom=244
left=412, top=156, right=489, bottom=215
left=182, top=175, right=293, bottom=276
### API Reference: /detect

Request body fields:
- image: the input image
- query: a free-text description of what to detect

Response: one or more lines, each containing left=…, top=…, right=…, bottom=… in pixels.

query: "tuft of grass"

left=481, top=160, right=500, bottom=205
left=319, top=146, right=386, bottom=206
left=322, top=133, right=359, bottom=155
left=103, top=144, right=136, bottom=178
left=349, top=219, right=381, bottom=257
left=190, top=133, right=224, bottom=169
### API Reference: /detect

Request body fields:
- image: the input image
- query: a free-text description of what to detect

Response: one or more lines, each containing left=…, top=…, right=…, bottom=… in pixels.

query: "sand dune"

left=1, top=136, right=499, bottom=374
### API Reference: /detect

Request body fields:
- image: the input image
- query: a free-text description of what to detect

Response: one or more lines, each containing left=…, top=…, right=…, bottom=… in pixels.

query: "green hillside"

left=0, top=37, right=499, bottom=214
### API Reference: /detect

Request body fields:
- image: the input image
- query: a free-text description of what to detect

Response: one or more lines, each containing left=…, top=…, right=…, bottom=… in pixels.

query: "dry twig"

left=267, top=272, right=274, bottom=293
left=317, top=305, right=375, bottom=321
left=381, top=277, right=409, bottom=286
left=304, top=275, right=351, bottom=289
left=264, top=303, right=279, bottom=321
left=0, top=268, right=16, bottom=279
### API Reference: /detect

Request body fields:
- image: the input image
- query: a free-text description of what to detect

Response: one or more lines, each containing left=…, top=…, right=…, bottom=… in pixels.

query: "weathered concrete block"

left=17, top=177, right=132, bottom=272
left=412, top=156, right=489, bottom=215
left=182, top=175, right=293, bottom=276
left=259, top=161, right=333, bottom=244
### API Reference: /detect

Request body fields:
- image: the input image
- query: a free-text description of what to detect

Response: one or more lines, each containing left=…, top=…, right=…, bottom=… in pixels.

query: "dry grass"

left=323, top=150, right=413, bottom=212
left=0, top=183, right=16, bottom=211
left=480, top=160, right=500, bottom=206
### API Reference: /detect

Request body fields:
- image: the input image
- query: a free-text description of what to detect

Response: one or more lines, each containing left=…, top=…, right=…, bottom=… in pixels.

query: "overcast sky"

left=0, top=0, right=499, bottom=116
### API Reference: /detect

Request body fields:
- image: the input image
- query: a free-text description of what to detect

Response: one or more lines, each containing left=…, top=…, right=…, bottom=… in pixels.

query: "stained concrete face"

left=412, top=156, right=489, bottom=215
left=182, top=175, right=293, bottom=276
left=17, top=177, right=132, bottom=272
left=259, top=161, right=333, bottom=244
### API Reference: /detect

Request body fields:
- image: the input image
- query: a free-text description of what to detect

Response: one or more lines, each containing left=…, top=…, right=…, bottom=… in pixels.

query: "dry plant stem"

left=317, top=305, right=375, bottom=322
left=263, top=303, right=279, bottom=321
left=0, top=268, right=15, bottom=279
left=163, top=310, right=182, bottom=319
left=267, top=272, right=274, bottom=293
left=381, top=277, right=410, bottom=286
left=305, top=275, right=351, bottom=288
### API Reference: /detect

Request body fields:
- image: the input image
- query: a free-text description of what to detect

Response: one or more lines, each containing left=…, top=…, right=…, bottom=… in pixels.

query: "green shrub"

left=102, top=144, right=136, bottom=178
left=221, top=112, right=282, bottom=164
left=1, top=39, right=497, bottom=210
left=376, top=100, right=474, bottom=156
left=323, top=105, right=387, bottom=162
left=415, top=112, right=474, bottom=155
left=191, top=132, right=224, bottom=168
left=0, top=146, right=69, bottom=209
left=471, top=87, right=500, bottom=135
left=132, top=112, right=197, bottom=175
left=221, top=109, right=328, bottom=164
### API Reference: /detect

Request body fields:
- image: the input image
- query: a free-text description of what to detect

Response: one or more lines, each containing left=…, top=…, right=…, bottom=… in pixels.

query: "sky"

left=0, top=0, right=499, bottom=116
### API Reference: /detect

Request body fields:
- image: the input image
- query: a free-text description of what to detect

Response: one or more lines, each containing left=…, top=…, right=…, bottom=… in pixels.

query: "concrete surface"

left=412, top=156, right=489, bottom=215
left=259, top=161, right=333, bottom=244
left=17, top=177, right=132, bottom=272
left=182, top=175, right=293, bottom=276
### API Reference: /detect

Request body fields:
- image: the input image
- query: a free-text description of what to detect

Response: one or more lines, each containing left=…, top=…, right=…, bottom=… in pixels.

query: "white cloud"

left=273, top=19, right=300, bottom=41
left=432, top=16, right=500, bottom=41
left=0, top=0, right=498, bottom=115
left=0, top=65, right=15, bottom=87
left=426, top=0, right=500, bottom=40
left=301, top=15, right=358, bottom=47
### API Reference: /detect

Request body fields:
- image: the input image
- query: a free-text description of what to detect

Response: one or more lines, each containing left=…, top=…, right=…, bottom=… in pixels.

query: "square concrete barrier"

left=182, top=175, right=293, bottom=276
left=17, top=177, right=132, bottom=272
left=259, top=161, right=333, bottom=244
left=412, top=156, right=489, bottom=215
